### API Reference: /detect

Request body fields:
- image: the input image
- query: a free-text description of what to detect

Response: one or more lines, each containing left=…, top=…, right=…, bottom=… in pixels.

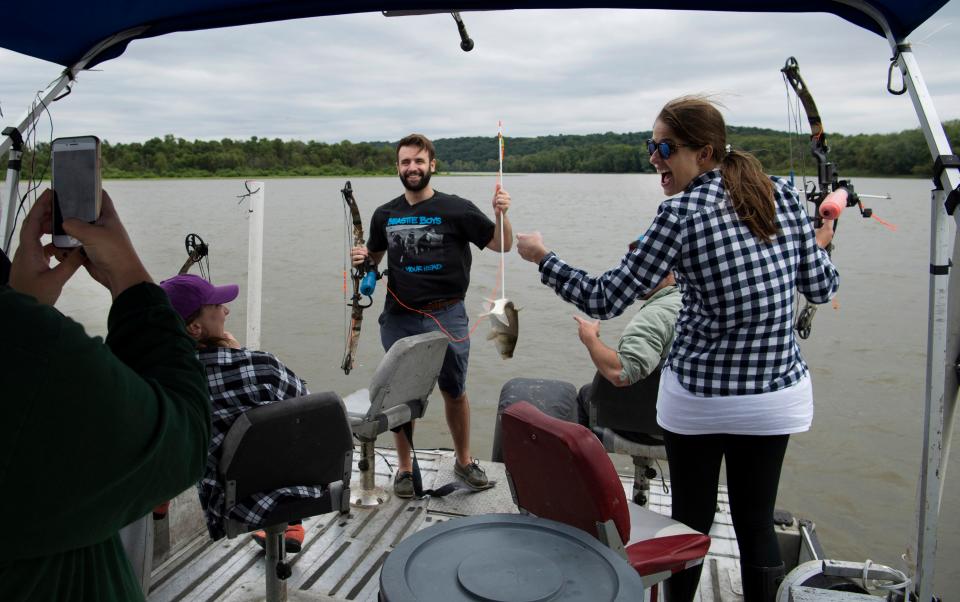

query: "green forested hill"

left=5, top=121, right=958, bottom=179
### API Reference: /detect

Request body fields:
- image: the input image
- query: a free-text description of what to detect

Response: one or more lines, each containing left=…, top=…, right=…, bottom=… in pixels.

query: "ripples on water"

left=37, top=174, right=958, bottom=594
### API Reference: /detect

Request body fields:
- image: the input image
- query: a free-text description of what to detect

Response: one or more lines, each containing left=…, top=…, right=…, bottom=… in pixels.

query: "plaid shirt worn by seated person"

left=539, top=169, right=839, bottom=397
left=196, top=347, right=324, bottom=540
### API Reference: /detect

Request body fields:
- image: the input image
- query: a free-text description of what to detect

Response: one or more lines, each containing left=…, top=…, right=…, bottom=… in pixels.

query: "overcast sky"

left=1, top=4, right=958, bottom=145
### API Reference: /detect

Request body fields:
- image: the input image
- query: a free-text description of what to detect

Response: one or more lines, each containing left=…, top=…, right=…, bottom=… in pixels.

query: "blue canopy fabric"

left=0, top=1, right=949, bottom=68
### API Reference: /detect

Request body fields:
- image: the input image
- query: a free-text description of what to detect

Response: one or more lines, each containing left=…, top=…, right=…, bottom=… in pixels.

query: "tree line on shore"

left=5, top=121, right=958, bottom=179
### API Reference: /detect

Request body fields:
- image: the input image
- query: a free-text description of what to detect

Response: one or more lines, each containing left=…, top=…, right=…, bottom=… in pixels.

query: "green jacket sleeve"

left=0, top=283, right=210, bottom=560
left=616, top=287, right=681, bottom=385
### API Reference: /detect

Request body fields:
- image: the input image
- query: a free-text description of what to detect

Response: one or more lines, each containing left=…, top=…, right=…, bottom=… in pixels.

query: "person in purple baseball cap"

left=158, top=274, right=241, bottom=349
left=158, top=273, right=317, bottom=553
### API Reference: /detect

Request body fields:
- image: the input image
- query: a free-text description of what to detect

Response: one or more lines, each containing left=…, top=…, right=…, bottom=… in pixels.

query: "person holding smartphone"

left=157, top=273, right=317, bottom=553
left=517, top=96, right=838, bottom=601
left=1, top=189, right=211, bottom=602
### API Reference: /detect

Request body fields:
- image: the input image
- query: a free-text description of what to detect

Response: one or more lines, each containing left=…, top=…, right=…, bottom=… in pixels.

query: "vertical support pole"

left=1, top=128, right=25, bottom=254
left=1, top=163, right=22, bottom=254
left=881, top=39, right=960, bottom=601
left=352, top=439, right=389, bottom=507
left=264, top=523, right=287, bottom=602
left=245, top=180, right=264, bottom=351
left=362, top=440, right=376, bottom=491
left=632, top=456, right=653, bottom=508
left=916, top=188, right=955, bottom=601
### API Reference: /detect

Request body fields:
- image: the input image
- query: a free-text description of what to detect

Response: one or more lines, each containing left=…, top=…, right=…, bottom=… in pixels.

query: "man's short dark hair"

left=396, top=133, right=435, bottom=162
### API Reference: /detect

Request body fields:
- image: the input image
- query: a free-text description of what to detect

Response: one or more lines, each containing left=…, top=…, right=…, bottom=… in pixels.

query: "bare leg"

left=442, top=389, right=471, bottom=466
left=392, top=420, right=415, bottom=473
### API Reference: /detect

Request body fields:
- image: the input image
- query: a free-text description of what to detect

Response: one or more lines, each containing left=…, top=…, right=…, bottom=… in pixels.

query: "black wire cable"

left=7, top=92, right=55, bottom=248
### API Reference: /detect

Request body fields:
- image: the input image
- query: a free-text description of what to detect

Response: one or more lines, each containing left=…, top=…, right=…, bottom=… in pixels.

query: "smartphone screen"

left=52, top=136, right=101, bottom=247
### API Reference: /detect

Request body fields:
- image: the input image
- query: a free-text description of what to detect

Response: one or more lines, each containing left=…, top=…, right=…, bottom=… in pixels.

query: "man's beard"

left=400, top=169, right=431, bottom=192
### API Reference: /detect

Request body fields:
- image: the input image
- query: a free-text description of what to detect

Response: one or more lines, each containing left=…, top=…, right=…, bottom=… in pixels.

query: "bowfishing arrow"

left=341, top=180, right=380, bottom=375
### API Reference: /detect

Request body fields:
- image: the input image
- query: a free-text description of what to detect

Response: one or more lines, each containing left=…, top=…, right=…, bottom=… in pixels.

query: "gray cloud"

left=1, top=5, right=957, bottom=143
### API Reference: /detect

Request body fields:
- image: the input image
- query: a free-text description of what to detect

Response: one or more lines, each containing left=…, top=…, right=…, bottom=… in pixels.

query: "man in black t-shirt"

left=351, top=133, right=512, bottom=496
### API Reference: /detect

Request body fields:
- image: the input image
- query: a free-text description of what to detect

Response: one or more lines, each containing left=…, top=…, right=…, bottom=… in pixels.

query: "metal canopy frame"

left=841, top=1, right=960, bottom=598
left=0, top=26, right=148, bottom=252
left=0, top=2, right=957, bottom=599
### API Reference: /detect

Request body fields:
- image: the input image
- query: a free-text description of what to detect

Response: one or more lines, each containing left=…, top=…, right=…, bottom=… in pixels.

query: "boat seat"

left=501, top=401, right=710, bottom=598
left=342, top=331, right=448, bottom=506
left=585, top=368, right=668, bottom=507
left=218, top=391, right=354, bottom=602
left=491, top=374, right=667, bottom=507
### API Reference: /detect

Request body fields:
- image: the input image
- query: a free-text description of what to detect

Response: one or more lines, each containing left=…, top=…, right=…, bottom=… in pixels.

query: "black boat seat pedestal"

left=217, top=391, right=354, bottom=602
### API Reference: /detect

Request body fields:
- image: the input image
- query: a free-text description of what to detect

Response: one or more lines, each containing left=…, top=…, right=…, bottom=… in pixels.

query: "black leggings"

left=663, top=430, right=789, bottom=567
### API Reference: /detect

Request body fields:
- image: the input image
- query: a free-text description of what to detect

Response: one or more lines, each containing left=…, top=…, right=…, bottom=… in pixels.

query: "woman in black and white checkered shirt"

left=517, top=96, right=838, bottom=602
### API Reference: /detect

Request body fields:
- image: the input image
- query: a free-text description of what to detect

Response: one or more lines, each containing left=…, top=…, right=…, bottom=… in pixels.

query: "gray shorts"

left=379, top=302, right=470, bottom=398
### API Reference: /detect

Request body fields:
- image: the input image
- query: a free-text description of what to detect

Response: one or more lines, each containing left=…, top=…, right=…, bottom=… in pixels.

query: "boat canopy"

left=0, top=1, right=950, bottom=69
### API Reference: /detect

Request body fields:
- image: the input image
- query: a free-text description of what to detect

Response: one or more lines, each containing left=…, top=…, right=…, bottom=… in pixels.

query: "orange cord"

left=383, top=258, right=504, bottom=343
left=856, top=201, right=898, bottom=232
left=870, top=213, right=898, bottom=232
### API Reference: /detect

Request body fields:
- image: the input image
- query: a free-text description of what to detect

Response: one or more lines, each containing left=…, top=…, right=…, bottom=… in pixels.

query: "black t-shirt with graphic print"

left=368, top=191, right=495, bottom=310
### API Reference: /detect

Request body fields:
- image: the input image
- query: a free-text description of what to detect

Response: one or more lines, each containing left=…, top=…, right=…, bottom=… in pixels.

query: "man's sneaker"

left=251, top=523, right=306, bottom=554
left=394, top=471, right=415, bottom=499
left=454, top=459, right=492, bottom=490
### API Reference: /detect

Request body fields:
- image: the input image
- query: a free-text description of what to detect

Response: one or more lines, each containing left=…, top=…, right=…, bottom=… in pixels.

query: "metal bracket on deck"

left=822, top=559, right=904, bottom=581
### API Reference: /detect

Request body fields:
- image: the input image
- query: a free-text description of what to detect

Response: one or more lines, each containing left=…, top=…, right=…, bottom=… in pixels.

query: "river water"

left=43, top=173, right=958, bottom=594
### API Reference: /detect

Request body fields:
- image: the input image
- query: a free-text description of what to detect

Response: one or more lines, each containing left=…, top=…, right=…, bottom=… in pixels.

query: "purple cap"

left=158, top=274, right=239, bottom=321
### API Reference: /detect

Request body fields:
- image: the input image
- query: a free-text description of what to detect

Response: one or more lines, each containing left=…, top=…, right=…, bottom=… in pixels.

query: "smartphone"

left=52, top=135, right=102, bottom=248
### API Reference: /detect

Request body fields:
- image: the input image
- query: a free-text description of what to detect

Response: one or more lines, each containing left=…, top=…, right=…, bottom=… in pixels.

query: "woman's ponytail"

left=721, top=149, right=777, bottom=242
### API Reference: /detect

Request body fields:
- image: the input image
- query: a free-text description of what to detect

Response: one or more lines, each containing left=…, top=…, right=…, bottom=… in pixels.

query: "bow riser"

left=341, top=180, right=378, bottom=375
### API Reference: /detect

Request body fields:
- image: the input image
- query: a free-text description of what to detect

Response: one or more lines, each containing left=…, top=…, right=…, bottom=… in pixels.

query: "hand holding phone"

left=52, top=135, right=102, bottom=248
left=8, top=190, right=86, bottom=305
left=61, top=190, right=153, bottom=300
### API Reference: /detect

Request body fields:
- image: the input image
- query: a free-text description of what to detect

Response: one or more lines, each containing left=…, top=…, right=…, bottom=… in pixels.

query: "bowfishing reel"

left=808, top=178, right=874, bottom=234
left=351, top=263, right=382, bottom=308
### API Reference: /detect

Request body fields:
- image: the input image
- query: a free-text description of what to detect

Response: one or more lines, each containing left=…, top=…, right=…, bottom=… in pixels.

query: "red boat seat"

left=501, top=401, right=710, bottom=593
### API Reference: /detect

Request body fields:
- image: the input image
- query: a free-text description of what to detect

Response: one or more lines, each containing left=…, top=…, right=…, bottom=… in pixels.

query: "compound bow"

left=781, top=56, right=873, bottom=339
left=341, top=181, right=379, bottom=375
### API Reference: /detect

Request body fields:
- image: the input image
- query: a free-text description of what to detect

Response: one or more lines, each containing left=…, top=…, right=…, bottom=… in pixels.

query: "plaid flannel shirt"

left=196, top=347, right=325, bottom=540
left=540, top=169, right=838, bottom=396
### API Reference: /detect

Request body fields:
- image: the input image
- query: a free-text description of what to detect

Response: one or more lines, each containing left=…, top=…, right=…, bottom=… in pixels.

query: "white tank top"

left=656, top=366, right=813, bottom=436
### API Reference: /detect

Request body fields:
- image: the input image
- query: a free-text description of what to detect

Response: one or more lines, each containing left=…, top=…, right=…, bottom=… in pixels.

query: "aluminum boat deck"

left=147, top=448, right=755, bottom=602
